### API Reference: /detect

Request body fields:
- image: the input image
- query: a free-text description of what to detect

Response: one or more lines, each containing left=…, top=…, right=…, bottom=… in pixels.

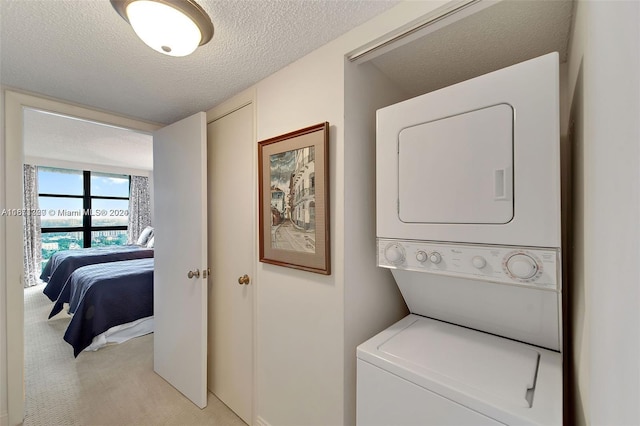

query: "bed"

left=41, top=245, right=154, bottom=302
left=58, top=257, right=155, bottom=356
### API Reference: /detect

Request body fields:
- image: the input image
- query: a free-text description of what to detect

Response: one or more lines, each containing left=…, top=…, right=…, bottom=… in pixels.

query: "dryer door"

left=398, top=104, right=513, bottom=224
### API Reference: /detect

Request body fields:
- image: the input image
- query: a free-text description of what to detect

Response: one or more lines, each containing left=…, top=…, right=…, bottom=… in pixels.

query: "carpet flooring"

left=23, top=284, right=247, bottom=426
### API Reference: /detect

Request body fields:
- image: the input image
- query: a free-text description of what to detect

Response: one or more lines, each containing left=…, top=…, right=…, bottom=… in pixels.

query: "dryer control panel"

left=377, top=238, right=559, bottom=290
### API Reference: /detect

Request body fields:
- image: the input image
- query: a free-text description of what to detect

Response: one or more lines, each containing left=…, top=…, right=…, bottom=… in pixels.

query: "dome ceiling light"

left=111, top=0, right=214, bottom=57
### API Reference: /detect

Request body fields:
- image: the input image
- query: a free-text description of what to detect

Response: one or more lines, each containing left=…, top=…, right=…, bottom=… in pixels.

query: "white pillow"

left=136, top=226, right=154, bottom=246
left=146, top=236, right=155, bottom=249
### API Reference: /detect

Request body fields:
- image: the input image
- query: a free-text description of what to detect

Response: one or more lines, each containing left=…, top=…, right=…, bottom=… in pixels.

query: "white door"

left=207, top=104, right=254, bottom=423
left=153, top=112, right=208, bottom=408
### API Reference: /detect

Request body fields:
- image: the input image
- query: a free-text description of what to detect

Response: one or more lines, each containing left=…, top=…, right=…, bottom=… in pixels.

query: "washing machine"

left=357, top=52, right=563, bottom=425
left=357, top=240, right=563, bottom=425
left=357, top=315, right=562, bottom=425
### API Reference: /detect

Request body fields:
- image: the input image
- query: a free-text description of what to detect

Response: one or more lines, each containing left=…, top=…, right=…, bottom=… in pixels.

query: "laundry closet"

left=343, top=1, right=575, bottom=424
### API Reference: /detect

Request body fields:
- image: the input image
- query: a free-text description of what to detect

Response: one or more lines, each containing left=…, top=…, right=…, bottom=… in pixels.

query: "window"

left=39, top=167, right=130, bottom=267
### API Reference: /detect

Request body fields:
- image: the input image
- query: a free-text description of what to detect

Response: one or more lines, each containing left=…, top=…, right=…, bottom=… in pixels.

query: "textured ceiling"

left=1, top=0, right=399, bottom=125
left=4, top=0, right=574, bottom=171
left=370, top=0, right=574, bottom=98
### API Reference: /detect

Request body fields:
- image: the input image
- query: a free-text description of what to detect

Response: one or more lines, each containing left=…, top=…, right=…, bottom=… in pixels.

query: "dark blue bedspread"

left=41, top=246, right=154, bottom=302
left=61, top=258, right=154, bottom=357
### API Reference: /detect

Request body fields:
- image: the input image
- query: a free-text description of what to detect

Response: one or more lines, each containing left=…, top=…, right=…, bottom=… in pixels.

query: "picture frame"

left=258, top=122, right=330, bottom=275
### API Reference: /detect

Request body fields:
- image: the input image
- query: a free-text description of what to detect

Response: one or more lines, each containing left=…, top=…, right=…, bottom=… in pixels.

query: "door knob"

left=238, top=274, right=250, bottom=285
left=188, top=269, right=200, bottom=279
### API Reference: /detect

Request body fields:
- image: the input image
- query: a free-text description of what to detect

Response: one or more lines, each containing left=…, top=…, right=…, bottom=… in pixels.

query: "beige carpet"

left=24, top=284, right=247, bottom=426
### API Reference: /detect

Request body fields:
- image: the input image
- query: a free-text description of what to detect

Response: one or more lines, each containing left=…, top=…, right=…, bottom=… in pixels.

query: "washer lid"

left=377, top=317, right=539, bottom=408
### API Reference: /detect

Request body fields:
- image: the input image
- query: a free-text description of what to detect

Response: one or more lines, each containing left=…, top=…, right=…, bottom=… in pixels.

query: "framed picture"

left=258, top=122, right=330, bottom=275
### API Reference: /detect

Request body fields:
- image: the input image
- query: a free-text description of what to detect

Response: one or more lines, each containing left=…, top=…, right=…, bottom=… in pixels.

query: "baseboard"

left=0, top=410, right=8, bottom=426
left=255, top=416, right=272, bottom=426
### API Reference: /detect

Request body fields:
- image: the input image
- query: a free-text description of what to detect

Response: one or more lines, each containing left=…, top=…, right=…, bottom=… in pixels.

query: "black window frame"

left=39, top=169, right=130, bottom=248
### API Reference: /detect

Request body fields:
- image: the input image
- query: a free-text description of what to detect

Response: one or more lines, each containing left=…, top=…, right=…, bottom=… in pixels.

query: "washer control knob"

left=506, top=254, right=538, bottom=279
left=472, top=256, right=487, bottom=269
left=429, top=252, right=442, bottom=264
left=384, top=243, right=405, bottom=265
left=416, top=250, right=428, bottom=263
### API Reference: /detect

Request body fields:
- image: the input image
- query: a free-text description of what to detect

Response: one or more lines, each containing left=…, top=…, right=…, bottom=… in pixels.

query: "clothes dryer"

left=376, top=52, right=561, bottom=248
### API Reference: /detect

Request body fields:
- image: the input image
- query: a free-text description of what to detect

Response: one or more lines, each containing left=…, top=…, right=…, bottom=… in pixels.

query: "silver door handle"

left=188, top=269, right=200, bottom=279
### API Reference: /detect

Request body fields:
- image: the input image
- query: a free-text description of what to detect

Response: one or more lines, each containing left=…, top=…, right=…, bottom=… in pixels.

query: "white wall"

left=253, top=3, right=445, bottom=425
left=567, top=1, right=640, bottom=424
left=255, top=43, right=347, bottom=425
left=585, top=1, right=640, bottom=424
left=343, top=60, right=409, bottom=425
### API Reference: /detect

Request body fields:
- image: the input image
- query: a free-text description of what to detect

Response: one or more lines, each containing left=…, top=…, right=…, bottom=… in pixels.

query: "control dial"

left=416, top=250, right=428, bottom=263
left=472, top=256, right=487, bottom=269
left=384, top=243, right=406, bottom=265
left=429, top=252, right=442, bottom=264
left=505, top=254, right=538, bottom=280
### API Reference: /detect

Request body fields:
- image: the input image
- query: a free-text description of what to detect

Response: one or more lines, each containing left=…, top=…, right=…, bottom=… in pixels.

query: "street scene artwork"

left=269, top=145, right=316, bottom=253
left=258, top=122, right=329, bottom=275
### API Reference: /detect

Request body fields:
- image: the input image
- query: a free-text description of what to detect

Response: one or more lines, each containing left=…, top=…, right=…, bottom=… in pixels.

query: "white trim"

left=255, top=416, right=272, bottom=426
left=205, top=87, right=255, bottom=123
left=5, top=89, right=26, bottom=426
left=24, top=106, right=154, bottom=135
left=0, top=86, right=7, bottom=426
left=3, top=89, right=161, bottom=426
left=2, top=87, right=162, bottom=130
left=346, top=0, right=496, bottom=64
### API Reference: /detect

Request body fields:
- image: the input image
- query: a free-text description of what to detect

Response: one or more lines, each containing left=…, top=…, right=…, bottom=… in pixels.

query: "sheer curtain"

left=23, top=164, right=42, bottom=287
left=127, top=175, right=152, bottom=243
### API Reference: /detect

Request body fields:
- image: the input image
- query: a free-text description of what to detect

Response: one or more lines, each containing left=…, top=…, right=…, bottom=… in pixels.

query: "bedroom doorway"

left=4, top=90, right=159, bottom=425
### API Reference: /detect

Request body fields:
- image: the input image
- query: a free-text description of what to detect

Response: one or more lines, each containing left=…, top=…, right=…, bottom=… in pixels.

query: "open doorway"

left=3, top=90, right=160, bottom=425
left=23, top=108, right=154, bottom=419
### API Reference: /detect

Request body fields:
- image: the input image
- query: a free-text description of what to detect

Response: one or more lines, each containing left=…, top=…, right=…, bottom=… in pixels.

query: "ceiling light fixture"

left=111, top=0, right=214, bottom=57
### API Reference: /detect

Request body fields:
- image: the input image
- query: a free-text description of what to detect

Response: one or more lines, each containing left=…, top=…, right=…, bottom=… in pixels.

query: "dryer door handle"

left=494, top=168, right=512, bottom=201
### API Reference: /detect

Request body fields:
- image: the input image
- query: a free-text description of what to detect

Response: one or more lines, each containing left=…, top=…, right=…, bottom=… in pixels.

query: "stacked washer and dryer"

left=357, top=53, right=564, bottom=425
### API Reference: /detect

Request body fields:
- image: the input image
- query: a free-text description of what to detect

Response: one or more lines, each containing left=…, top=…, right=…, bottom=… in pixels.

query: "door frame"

left=205, top=87, right=257, bottom=424
left=2, top=89, right=159, bottom=425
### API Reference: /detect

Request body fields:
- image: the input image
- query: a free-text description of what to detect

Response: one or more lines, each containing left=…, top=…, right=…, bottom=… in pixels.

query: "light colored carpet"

left=24, top=284, right=247, bottom=426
